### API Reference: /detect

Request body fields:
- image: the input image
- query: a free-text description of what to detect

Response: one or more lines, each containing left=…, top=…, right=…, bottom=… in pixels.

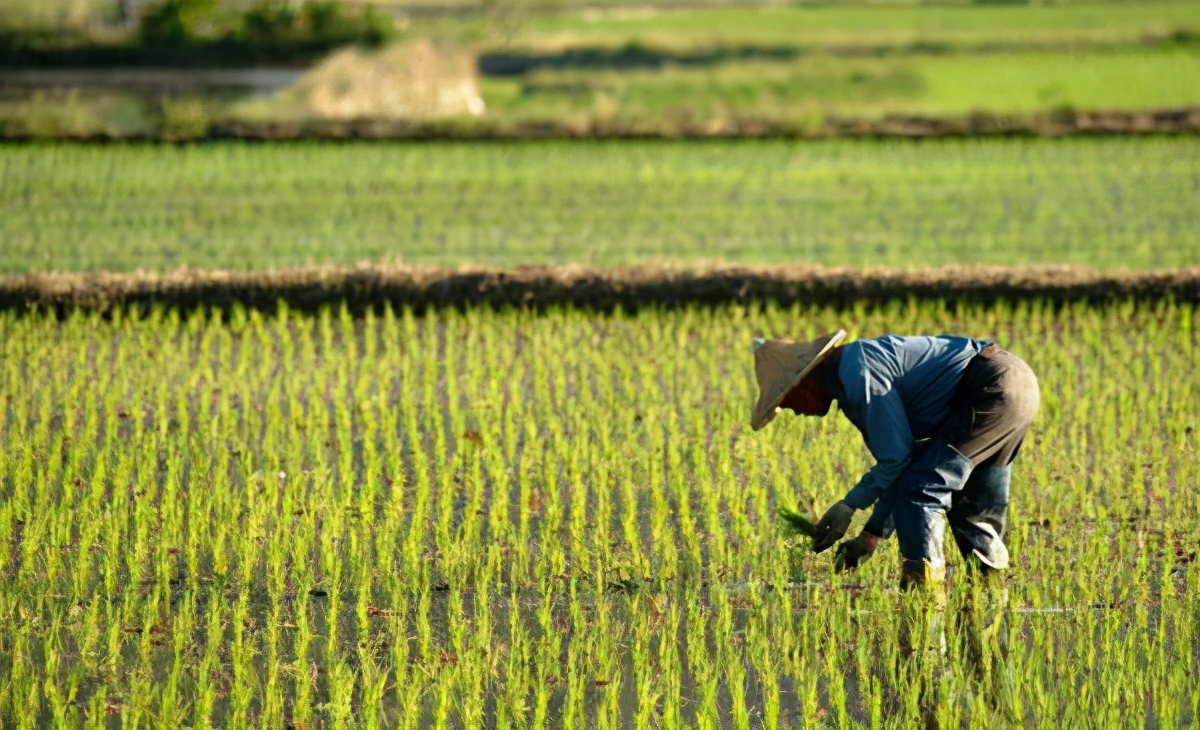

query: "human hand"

left=834, top=532, right=879, bottom=572
left=812, top=501, right=855, bottom=553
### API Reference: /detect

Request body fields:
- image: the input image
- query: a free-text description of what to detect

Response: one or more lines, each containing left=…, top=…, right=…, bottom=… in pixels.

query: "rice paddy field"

left=0, top=299, right=1197, bottom=727
left=3, top=137, right=1199, bottom=273
left=2, top=5, right=1199, bottom=722
left=480, top=46, right=1200, bottom=125
left=517, top=1, right=1200, bottom=48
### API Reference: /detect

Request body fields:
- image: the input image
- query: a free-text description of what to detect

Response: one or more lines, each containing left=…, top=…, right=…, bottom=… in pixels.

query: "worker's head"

left=778, top=372, right=834, bottom=417
left=750, top=330, right=847, bottom=431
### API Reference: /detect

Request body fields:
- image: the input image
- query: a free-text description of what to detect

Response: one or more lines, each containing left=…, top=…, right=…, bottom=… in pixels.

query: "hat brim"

left=751, top=330, right=847, bottom=430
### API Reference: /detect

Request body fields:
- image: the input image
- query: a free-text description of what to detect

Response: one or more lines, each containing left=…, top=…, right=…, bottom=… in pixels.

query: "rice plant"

left=0, top=299, right=1196, bottom=726
left=2, top=138, right=1197, bottom=273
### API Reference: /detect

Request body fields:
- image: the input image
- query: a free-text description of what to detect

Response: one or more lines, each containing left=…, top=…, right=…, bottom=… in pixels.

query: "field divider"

left=2, top=107, right=1199, bottom=143
left=3, top=263, right=1198, bottom=315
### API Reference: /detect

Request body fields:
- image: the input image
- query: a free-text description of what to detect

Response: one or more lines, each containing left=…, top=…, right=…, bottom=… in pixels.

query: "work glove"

left=812, top=500, right=855, bottom=553
left=834, top=532, right=879, bottom=573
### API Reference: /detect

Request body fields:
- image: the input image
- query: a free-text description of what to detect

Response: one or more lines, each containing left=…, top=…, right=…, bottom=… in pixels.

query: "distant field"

left=8, top=0, right=1200, bottom=36
left=518, top=1, right=1200, bottom=51
left=487, top=2, right=1200, bottom=127
left=2, top=138, right=1196, bottom=273
left=482, top=47, right=1200, bottom=126
left=3, top=1, right=1198, bottom=139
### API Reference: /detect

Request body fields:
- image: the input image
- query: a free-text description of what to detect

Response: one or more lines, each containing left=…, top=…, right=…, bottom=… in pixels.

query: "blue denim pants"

left=890, top=346, right=1040, bottom=572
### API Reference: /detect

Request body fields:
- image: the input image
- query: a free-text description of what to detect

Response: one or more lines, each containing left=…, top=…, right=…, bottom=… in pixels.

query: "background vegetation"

left=0, top=0, right=394, bottom=65
left=3, top=138, right=1196, bottom=274
left=2, top=3, right=1198, bottom=726
left=1, top=0, right=1197, bottom=139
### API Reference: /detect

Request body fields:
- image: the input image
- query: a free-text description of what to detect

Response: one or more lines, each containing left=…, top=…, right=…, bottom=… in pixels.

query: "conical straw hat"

left=750, top=329, right=847, bottom=431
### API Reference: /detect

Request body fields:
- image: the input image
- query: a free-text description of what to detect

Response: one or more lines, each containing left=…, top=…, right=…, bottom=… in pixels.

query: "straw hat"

left=750, top=329, right=847, bottom=431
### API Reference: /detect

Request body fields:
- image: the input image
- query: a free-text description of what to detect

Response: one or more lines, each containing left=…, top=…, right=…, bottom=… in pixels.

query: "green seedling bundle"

left=777, top=507, right=818, bottom=540
left=0, top=299, right=1196, bottom=727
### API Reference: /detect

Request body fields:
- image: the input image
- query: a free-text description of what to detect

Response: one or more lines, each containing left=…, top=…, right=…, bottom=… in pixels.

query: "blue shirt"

left=820, top=335, right=988, bottom=528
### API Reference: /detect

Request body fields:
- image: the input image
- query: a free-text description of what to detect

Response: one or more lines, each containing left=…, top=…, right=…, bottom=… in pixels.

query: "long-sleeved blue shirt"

left=818, top=334, right=989, bottom=532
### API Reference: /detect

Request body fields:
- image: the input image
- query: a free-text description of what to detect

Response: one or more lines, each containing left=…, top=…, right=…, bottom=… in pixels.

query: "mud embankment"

left=3, top=106, right=1199, bottom=142
left=3, top=264, right=1197, bottom=316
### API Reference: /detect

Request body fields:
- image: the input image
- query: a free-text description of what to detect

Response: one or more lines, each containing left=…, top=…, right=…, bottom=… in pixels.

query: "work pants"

left=892, top=345, right=1041, bottom=573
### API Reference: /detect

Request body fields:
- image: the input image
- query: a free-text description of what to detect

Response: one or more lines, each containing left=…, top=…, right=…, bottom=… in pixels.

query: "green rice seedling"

left=0, top=299, right=1197, bottom=726
left=3, top=139, right=1198, bottom=272
left=776, top=506, right=818, bottom=540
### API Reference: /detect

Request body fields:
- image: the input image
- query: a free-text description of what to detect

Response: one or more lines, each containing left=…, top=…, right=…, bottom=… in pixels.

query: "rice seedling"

left=0, top=299, right=1196, bottom=726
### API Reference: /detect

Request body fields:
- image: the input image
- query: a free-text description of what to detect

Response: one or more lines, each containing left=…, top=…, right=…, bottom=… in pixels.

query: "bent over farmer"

left=751, top=331, right=1039, bottom=589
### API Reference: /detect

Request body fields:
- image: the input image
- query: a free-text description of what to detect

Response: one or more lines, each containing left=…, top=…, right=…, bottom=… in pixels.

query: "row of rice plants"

left=3, top=137, right=1197, bottom=272
left=0, top=299, right=1196, bottom=726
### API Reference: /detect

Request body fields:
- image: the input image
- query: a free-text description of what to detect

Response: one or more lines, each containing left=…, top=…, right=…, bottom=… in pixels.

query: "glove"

left=834, top=532, right=879, bottom=573
left=812, top=501, right=854, bottom=553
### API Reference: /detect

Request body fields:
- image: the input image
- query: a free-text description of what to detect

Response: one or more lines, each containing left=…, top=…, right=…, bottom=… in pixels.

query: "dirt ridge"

left=3, top=264, right=1198, bottom=316
left=3, top=106, right=1199, bottom=143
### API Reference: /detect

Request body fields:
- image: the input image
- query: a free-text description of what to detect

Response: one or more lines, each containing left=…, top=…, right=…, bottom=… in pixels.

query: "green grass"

left=1, top=300, right=1197, bottom=726
left=4, top=48, right=1195, bottom=139
left=5, top=2, right=1199, bottom=139
left=484, top=47, right=1200, bottom=123
left=2, top=138, right=1196, bottom=273
left=519, top=1, right=1200, bottom=50
left=901, top=47, right=1199, bottom=115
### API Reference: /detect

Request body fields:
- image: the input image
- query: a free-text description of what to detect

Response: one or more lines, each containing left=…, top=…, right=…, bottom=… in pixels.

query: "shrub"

left=139, top=0, right=225, bottom=45
left=138, top=0, right=394, bottom=50
left=241, top=1, right=394, bottom=47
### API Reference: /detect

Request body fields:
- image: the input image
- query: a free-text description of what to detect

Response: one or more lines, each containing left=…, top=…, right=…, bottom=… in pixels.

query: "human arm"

left=811, top=342, right=913, bottom=552
left=811, top=385, right=912, bottom=552
left=839, top=377, right=914, bottom=512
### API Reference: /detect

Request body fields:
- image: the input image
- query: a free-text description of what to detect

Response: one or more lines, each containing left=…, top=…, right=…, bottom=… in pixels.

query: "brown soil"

left=2, top=106, right=1198, bottom=142
left=3, top=264, right=1197, bottom=316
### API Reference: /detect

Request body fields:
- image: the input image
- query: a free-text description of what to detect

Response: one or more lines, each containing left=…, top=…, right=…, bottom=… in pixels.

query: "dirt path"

left=4, top=263, right=1198, bottom=315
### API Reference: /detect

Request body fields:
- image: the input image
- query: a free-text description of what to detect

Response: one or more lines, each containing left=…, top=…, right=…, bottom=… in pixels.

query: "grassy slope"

left=3, top=138, right=1196, bottom=273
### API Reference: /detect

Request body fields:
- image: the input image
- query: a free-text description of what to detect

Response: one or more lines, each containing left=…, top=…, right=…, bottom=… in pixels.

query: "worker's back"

left=835, top=334, right=987, bottom=443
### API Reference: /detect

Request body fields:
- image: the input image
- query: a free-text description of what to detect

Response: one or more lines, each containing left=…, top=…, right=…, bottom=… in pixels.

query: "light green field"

left=520, top=1, right=1200, bottom=50
left=8, top=48, right=1194, bottom=140
left=2, top=301, right=1197, bottom=727
left=4, top=2, right=1198, bottom=139
left=483, top=47, right=1200, bottom=124
left=2, top=138, right=1196, bottom=273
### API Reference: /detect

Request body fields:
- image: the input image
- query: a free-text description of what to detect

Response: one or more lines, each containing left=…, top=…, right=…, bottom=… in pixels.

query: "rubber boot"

left=901, top=559, right=948, bottom=601
left=894, top=442, right=974, bottom=574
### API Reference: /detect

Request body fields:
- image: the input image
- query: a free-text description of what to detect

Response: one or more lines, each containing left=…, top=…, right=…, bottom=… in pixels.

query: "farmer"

left=750, top=331, right=1040, bottom=591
